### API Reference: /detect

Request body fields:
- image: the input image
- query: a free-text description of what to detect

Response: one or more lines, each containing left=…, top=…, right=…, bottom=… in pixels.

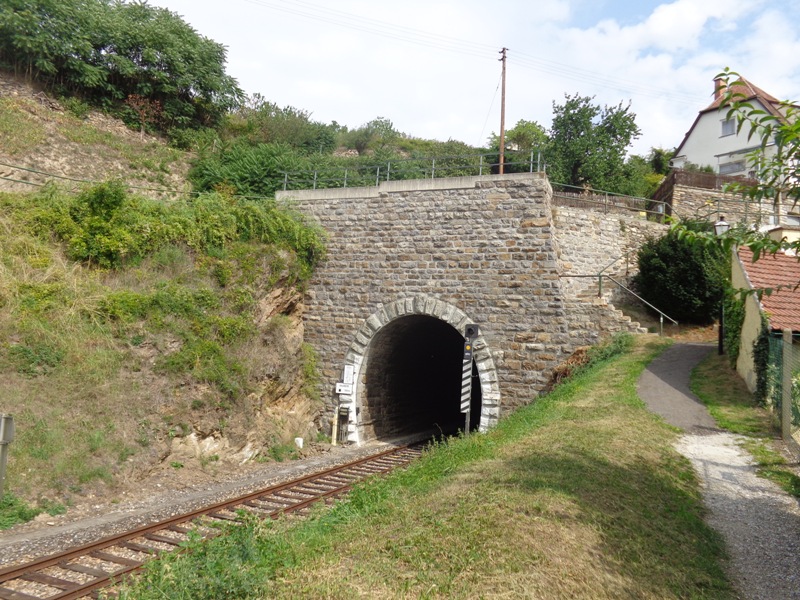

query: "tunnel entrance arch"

left=336, top=295, right=500, bottom=445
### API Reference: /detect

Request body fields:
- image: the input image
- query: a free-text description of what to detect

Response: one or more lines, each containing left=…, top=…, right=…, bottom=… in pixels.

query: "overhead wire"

left=0, top=161, right=177, bottom=193
left=237, top=0, right=709, bottom=107
left=0, top=161, right=283, bottom=203
left=477, top=75, right=502, bottom=147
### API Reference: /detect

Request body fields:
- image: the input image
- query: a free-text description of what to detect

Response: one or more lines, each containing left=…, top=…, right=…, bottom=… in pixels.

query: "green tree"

left=633, top=221, right=729, bottom=324
left=0, top=0, right=243, bottom=131
left=718, top=68, right=800, bottom=211
left=648, top=147, right=675, bottom=175
left=488, top=119, right=548, bottom=152
left=486, top=119, right=548, bottom=173
left=225, top=95, right=339, bottom=154
left=342, top=117, right=400, bottom=155
left=546, top=94, right=641, bottom=192
left=617, top=154, right=663, bottom=198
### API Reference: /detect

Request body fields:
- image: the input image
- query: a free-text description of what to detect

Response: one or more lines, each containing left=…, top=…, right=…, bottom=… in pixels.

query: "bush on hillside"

left=27, top=182, right=325, bottom=275
left=632, top=221, right=729, bottom=324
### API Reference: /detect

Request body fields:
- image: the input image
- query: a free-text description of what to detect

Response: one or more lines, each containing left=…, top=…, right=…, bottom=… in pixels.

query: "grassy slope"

left=692, top=351, right=800, bottom=497
left=119, top=336, right=735, bottom=600
left=0, top=184, right=324, bottom=524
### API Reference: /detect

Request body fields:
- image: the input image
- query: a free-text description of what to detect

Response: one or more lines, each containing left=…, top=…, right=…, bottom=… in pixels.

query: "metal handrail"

left=596, top=251, right=638, bottom=297
left=562, top=270, right=678, bottom=336
left=605, top=275, right=678, bottom=336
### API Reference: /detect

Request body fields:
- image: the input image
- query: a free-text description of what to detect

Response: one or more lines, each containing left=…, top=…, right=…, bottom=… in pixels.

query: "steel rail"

left=0, top=444, right=423, bottom=600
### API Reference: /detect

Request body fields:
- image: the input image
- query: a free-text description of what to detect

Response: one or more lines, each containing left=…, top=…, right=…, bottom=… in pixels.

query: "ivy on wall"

left=753, top=314, right=771, bottom=406
left=723, top=290, right=746, bottom=367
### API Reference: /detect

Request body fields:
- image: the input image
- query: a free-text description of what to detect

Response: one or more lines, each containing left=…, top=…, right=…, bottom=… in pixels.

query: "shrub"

left=633, top=221, right=729, bottom=324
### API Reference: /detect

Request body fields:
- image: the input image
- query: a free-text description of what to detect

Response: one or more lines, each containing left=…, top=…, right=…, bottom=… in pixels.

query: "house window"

left=719, top=161, right=745, bottom=175
left=721, top=118, right=736, bottom=136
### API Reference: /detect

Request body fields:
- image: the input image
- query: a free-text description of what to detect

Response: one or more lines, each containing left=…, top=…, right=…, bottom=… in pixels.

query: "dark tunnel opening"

left=362, top=315, right=482, bottom=440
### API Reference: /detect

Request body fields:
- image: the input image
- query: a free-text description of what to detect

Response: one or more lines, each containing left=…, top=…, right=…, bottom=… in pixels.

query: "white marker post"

left=461, top=325, right=479, bottom=435
left=0, top=414, right=15, bottom=500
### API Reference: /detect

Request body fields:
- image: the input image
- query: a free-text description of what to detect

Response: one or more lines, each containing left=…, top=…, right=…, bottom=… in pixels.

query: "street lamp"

left=714, top=216, right=730, bottom=355
left=714, top=216, right=730, bottom=237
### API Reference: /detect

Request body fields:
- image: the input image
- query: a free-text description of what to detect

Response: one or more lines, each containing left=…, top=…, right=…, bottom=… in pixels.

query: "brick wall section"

left=280, top=174, right=664, bottom=438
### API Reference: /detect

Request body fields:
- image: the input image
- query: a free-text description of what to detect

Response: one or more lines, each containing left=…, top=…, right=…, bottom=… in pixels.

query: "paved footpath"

left=637, top=343, right=800, bottom=600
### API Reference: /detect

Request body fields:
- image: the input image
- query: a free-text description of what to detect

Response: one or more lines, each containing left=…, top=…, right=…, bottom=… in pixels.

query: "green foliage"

left=647, top=147, right=675, bottom=175
left=8, top=341, right=65, bottom=376
left=225, top=95, right=340, bottom=154
left=681, top=161, right=715, bottom=174
left=340, top=117, right=400, bottom=154
left=546, top=94, right=641, bottom=192
left=268, top=442, right=299, bottom=462
left=0, top=493, right=40, bottom=529
left=189, top=142, right=306, bottom=198
left=586, top=332, right=634, bottom=365
left=716, top=68, right=800, bottom=209
left=0, top=0, right=243, bottom=132
left=26, top=183, right=325, bottom=275
left=617, top=154, right=665, bottom=198
left=723, top=291, right=746, bottom=367
left=59, top=96, right=92, bottom=119
left=116, top=517, right=298, bottom=599
left=300, top=342, right=320, bottom=402
left=492, top=119, right=548, bottom=152
left=752, top=315, right=771, bottom=406
left=633, top=221, right=729, bottom=323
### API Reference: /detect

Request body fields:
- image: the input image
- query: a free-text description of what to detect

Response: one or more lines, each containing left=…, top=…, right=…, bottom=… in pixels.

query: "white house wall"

left=673, top=101, right=776, bottom=176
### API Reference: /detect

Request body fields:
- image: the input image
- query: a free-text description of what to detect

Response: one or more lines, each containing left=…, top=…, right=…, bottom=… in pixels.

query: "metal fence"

left=280, top=150, right=546, bottom=191
left=765, top=331, right=800, bottom=442
left=279, top=152, right=666, bottom=221
left=550, top=183, right=667, bottom=221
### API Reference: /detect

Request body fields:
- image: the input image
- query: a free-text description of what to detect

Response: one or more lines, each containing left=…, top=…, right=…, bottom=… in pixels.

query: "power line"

left=477, top=75, right=502, bottom=147
left=236, top=0, right=709, bottom=108
left=0, top=161, right=177, bottom=193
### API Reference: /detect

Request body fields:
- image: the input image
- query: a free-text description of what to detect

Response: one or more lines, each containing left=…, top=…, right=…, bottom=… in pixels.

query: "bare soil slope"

left=0, top=71, right=189, bottom=197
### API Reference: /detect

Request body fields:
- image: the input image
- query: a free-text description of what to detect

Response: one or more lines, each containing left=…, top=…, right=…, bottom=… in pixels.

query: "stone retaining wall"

left=553, top=206, right=667, bottom=302
left=281, top=174, right=660, bottom=441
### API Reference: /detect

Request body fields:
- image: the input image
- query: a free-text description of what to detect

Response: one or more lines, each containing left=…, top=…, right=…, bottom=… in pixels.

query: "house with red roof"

left=671, top=76, right=791, bottom=178
left=732, top=227, right=800, bottom=392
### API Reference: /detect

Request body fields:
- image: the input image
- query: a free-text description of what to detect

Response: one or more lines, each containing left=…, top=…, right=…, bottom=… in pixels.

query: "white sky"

left=147, top=0, right=800, bottom=156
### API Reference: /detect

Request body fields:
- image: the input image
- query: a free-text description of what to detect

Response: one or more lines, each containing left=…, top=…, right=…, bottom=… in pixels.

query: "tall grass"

left=691, top=352, right=800, bottom=497
left=0, top=184, right=325, bottom=511
left=117, top=336, right=735, bottom=600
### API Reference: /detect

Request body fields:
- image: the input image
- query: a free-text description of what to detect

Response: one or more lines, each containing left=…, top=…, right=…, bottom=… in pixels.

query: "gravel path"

left=638, top=343, right=800, bottom=600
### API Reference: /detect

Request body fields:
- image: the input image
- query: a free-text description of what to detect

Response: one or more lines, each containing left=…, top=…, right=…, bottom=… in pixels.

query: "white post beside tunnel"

left=0, top=414, right=15, bottom=500
left=461, top=325, right=479, bottom=435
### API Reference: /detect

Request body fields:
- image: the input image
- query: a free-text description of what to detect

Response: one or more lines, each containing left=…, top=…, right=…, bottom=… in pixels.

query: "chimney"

left=714, top=77, right=725, bottom=100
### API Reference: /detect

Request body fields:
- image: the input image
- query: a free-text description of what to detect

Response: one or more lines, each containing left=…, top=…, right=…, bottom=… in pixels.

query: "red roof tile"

left=738, top=247, right=800, bottom=331
left=704, top=77, right=782, bottom=114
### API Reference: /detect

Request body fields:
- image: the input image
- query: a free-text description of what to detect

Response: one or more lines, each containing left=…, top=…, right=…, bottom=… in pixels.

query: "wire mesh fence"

left=764, top=332, right=800, bottom=441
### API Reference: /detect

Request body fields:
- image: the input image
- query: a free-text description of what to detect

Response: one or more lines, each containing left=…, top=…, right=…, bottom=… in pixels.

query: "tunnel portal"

left=360, top=315, right=481, bottom=440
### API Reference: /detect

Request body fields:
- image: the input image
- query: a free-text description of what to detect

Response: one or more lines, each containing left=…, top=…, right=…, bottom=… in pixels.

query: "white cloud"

left=147, top=0, right=800, bottom=156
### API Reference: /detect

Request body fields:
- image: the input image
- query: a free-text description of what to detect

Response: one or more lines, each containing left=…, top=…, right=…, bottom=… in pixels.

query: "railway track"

left=0, top=444, right=424, bottom=600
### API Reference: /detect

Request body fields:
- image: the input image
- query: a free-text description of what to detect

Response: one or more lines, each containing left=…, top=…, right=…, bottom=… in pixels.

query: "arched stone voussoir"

left=339, top=295, right=502, bottom=441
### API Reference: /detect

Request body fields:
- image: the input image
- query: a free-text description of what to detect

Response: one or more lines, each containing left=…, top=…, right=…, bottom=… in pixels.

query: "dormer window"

left=721, top=118, right=736, bottom=136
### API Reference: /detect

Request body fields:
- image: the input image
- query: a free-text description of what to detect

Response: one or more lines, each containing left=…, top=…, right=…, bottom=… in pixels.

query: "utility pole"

left=498, top=47, right=507, bottom=175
